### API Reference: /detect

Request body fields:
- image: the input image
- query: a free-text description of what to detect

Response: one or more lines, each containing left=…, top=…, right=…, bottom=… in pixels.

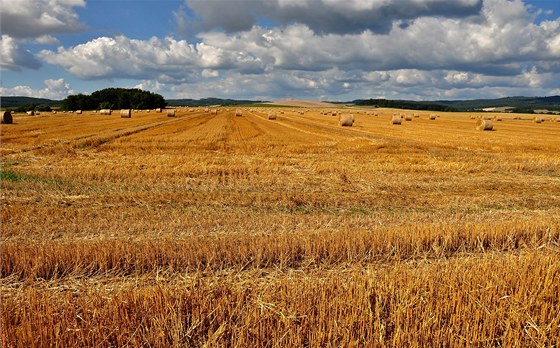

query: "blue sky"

left=1, top=0, right=559, bottom=101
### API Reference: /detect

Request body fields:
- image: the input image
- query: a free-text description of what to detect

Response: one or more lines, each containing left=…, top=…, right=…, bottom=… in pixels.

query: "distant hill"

left=352, top=96, right=560, bottom=113
left=434, top=96, right=560, bottom=111
left=166, top=98, right=265, bottom=107
left=3, top=95, right=559, bottom=112
left=1, top=96, right=62, bottom=109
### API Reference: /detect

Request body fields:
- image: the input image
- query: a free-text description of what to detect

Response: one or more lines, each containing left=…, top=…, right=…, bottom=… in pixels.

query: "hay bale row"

left=1, top=111, right=13, bottom=124
left=476, top=119, right=493, bottom=131
left=120, top=109, right=131, bottom=118
left=338, top=114, right=354, bottom=127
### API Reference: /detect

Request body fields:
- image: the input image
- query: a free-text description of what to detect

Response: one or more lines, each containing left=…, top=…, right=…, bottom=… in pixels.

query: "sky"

left=1, top=0, right=559, bottom=101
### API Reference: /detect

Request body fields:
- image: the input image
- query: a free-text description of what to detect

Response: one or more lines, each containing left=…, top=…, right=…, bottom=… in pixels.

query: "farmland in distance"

left=1, top=107, right=559, bottom=347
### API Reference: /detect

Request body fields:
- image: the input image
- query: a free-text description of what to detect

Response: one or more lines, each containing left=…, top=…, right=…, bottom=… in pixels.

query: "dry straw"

left=156, top=108, right=162, bottom=113
left=268, top=112, right=277, bottom=120
left=167, top=109, right=176, bottom=117
left=429, top=114, right=437, bottom=120
left=533, top=116, right=544, bottom=123
left=120, top=109, right=132, bottom=118
left=476, top=119, right=493, bottom=131
left=236, top=109, right=243, bottom=117
left=76, top=110, right=82, bottom=114
left=391, top=115, right=402, bottom=125
left=26, top=111, right=34, bottom=116
left=1, top=111, right=13, bottom=124
left=339, top=114, right=354, bottom=126
left=405, top=114, right=413, bottom=121
left=100, top=109, right=112, bottom=115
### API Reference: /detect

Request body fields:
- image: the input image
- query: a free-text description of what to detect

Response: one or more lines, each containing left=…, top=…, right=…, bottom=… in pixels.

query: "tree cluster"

left=355, top=99, right=457, bottom=112
left=61, top=88, right=166, bottom=111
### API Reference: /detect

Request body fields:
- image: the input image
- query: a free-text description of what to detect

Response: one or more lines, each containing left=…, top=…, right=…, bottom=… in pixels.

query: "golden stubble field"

left=1, top=107, right=559, bottom=347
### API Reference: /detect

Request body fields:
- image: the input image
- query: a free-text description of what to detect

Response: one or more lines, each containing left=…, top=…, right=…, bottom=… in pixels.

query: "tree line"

left=61, top=88, right=166, bottom=111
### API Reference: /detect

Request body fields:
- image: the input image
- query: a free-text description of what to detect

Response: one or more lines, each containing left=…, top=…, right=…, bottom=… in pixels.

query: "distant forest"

left=61, top=88, right=166, bottom=111
left=353, top=99, right=458, bottom=112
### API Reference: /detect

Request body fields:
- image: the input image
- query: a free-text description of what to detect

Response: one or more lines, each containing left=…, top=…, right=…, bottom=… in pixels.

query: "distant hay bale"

left=204, top=108, right=210, bottom=113
left=1, top=111, right=13, bottom=124
left=495, top=116, right=502, bottom=121
left=374, top=112, right=378, bottom=116
left=533, top=116, right=544, bottom=123
left=338, top=114, right=354, bottom=126
left=235, top=109, right=243, bottom=117
left=211, top=109, right=218, bottom=115
left=76, top=110, right=82, bottom=114
left=120, top=109, right=132, bottom=118
left=155, top=108, right=162, bottom=113
left=476, top=119, right=493, bottom=131
left=429, top=114, right=437, bottom=120
left=92, top=110, right=97, bottom=113
left=52, top=111, right=57, bottom=114
left=167, top=109, right=176, bottom=117
left=470, top=115, right=476, bottom=119
left=268, top=112, right=277, bottom=120
left=100, top=109, right=112, bottom=115
left=404, top=114, right=413, bottom=121
left=391, top=115, right=402, bottom=125
left=26, top=111, right=35, bottom=116
left=414, top=113, right=420, bottom=118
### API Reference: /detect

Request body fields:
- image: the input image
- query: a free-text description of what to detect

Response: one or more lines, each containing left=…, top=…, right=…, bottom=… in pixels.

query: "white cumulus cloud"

left=0, top=78, right=74, bottom=99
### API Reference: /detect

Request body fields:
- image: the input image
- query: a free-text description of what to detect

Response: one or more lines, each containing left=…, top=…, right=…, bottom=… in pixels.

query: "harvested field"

left=1, top=107, right=560, bottom=347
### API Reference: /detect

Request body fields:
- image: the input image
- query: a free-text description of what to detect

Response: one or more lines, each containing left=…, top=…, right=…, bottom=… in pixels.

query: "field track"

left=1, top=107, right=559, bottom=346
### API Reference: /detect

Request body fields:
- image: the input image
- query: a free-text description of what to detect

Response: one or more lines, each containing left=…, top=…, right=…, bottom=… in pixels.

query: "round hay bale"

left=120, top=109, right=132, bottom=118
left=495, top=116, right=502, bottom=121
left=76, top=110, right=82, bottom=114
left=235, top=109, right=243, bottom=117
left=100, top=109, right=112, bottom=115
left=533, top=116, right=544, bottom=123
left=26, top=111, right=35, bottom=116
left=268, top=112, right=277, bottom=120
left=1, top=111, right=13, bottom=124
left=211, top=109, right=218, bottom=115
left=476, top=119, right=493, bottom=131
left=155, top=108, right=162, bottom=113
left=414, top=113, right=420, bottom=118
left=429, top=114, right=437, bottom=120
left=167, top=109, right=176, bottom=117
left=404, top=114, right=413, bottom=121
left=338, top=114, right=354, bottom=126
left=391, top=115, right=402, bottom=125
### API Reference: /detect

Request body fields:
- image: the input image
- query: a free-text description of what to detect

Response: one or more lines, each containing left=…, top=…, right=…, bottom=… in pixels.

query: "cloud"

left=0, top=0, right=86, bottom=39
left=0, top=78, right=74, bottom=99
left=184, top=0, right=483, bottom=34
left=34, top=0, right=560, bottom=100
left=0, top=35, right=42, bottom=71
